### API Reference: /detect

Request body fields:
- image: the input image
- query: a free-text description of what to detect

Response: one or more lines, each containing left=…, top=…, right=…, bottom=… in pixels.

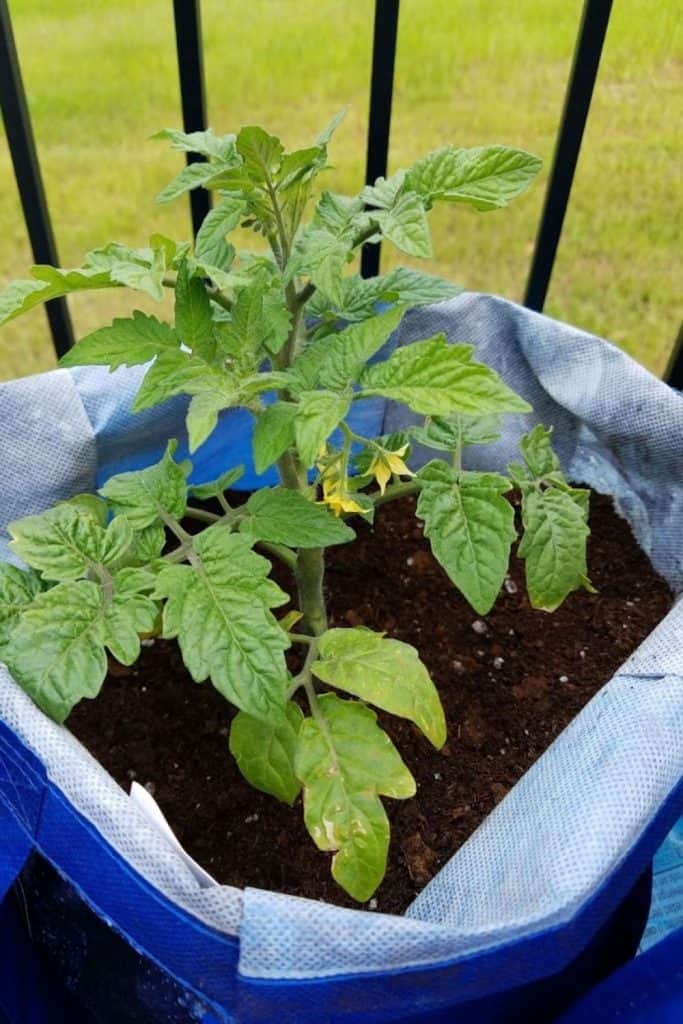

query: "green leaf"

left=131, top=524, right=166, bottom=564
left=295, top=694, right=415, bottom=902
left=236, top=126, right=283, bottom=183
left=286, top=334, right=340, bottom=391
left=261, top=288, right=292, bottom=353
left=174, top=260, right=215, bottom=360
left=417, top=461, right=516, bottom=615
left=189, top=257, right=249, bottom=292
left=131, top=349, right=216, bottom=413
left=279, top=609, right=303, bottom=632
left=8, top=505, right=133, bottom=582
left=149, top=233, right=190, bottom=267
left=290, top=228, right=350, bottom=307
left=60, top=311, right=180, bottom=370
left=316, top=108, right=347, bottom=146
left=253, top=402, right=298, bottom=474
left=411, top=412, right=503, bottom=451
left=186, top=391, right=232, bottom=453
left=154, top=127, right=237, bottom=162
left=229, top=702, right=303, bottom=804
left=0, top=267, right=117, bottom=327
left=312, top=628, right=446, bottom=748
left=0, top=565, right=41, bottom=646
left=316, top=305, right=406, bottom=391
left=113, top=566, right=158, bottom=594
left=105, top=245, right=166, bottom=300
left=188, top=466, right=244, bottom=500
left=308, top=266, right=460, bottom=320
left=100, top=441, right=188, bottom=529
left=219, top=281, right=268, bottom=357
left=517, top=487, right=592, bottom=611
left=240, top=488, right=355, bottom=548
left=518, top=424, right=561, bottom=479
left=104, top=573, right=158, bottom=665
left=156, top=161, right=235, bottom=204
left=2, top=581, right=107, bottom=723
left=313, top=192, right=365, bottom=241
left=294, top=390, right=352, bottom=467
left=195, top=198, right=245, bottom=266
left=153, top=528, right=289, bottom=722
left=277, top=146, right=326, bottom=192
left=376, top=191, right=431, bottom=258
left=62, top=493, right=109, bottom=526
left=2, top=568, right=158, bottom=721
left=360, top=171, right=407, bottom=210
left=405, top=145, right=542, bottom=211
left=360, top=334, right=531, bottom=416
left=459, top=413, right=504, bottom=446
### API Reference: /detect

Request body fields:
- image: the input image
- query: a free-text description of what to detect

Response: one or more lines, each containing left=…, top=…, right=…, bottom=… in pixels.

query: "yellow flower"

left=320, top=477, right=365, bottom=517
left=367, top=444, right=414, bottom=495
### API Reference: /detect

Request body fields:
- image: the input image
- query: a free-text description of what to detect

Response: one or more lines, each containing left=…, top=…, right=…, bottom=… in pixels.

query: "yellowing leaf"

left=295, top=694, right=415, bottom=901
left=312, top=628, right=446, bottom=748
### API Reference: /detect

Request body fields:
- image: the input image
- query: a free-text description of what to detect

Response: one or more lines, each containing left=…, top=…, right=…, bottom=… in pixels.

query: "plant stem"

left=254, top=540, right=297, bottom=571
left=217, top=492, right=232, bottom=515
left=163, top=545, right=192, bottom=564
left=160, top=511, right=193, bottom=546
left=288, top=632, right=316, bottom=646
left=295, top=547, right=328, bottom=636
left=371, top=479, right=421, bottom=508
left=184, top=506, right=221, bottom=524
left=288, top=639, right=319, bottom=698
left=206, top=286, right=232, bottom=312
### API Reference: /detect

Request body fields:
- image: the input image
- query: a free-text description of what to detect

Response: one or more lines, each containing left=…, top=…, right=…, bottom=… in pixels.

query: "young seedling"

left=0, top=115, right=593, bottom=901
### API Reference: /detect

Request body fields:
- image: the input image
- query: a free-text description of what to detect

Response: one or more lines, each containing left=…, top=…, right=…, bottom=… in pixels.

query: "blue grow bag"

left=1, top=293, right=682, bottom=1023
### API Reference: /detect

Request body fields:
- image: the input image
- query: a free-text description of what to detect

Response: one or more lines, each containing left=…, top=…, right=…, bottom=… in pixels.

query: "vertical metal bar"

left=0, top=0, right=74, bottom=357
left=665, top=322, right=683, bottom=388
left=361, top=0, right=400, bottom=279
left=172, top=0, right=210, bottom=236
left=524, top=0, right=613, bottom=312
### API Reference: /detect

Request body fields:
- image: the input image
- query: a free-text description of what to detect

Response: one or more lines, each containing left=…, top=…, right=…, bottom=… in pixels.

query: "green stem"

left=160, top=511, right=193, bottom=546
left=255, top=540, right=297, bottom=571
left=162, top=545, right=192, bottom=564
left=371, top=479, right=421, bottom=508
left=265, top=179, right=290, bottom=268
left=287, top=639, right=319, bottom=698
left=184, top=506, right=220, bottom=524
left=217, top=492, right=232, bottom=515
left=206, top=286, right=232, bottom=312
left=295, top=547, right=328, bottom=636
left=288, top=632, right=316, bottom=646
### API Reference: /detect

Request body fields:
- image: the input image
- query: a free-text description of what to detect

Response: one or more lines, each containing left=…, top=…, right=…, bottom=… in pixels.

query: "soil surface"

left=69, top=493, right=672, bottom=913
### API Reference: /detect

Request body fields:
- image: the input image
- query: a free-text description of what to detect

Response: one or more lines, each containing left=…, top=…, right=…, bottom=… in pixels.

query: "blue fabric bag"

left=0, top=294, right=682, bottom=1022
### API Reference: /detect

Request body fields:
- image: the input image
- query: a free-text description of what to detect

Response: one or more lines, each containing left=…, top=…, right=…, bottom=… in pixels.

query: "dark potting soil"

left=69, top=492, right=672, bottom=914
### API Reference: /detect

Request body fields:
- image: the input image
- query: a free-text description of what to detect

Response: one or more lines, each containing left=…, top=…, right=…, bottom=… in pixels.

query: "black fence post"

left=361, top=0, right=400, bottom=279
left=524, top=0, right=613, bottom=312
left=0, top=0, right=74, bottom=357
left=665, top=322, right=683, bottom=389
left=172, top=0, right=210, bottom=237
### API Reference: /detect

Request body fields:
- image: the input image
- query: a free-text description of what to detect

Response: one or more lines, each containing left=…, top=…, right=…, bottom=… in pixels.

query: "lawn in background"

left=0, top=0, right=679, bottom=381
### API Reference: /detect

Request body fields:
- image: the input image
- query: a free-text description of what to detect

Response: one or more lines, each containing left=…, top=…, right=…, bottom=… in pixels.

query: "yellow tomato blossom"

left=320, top=476, right=365, bottom=517
left=367, top=444, right=414, bottom=495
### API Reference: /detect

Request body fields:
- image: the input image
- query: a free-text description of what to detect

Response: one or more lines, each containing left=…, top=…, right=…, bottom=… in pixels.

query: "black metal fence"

left=0, top=0, right=680, bottom=384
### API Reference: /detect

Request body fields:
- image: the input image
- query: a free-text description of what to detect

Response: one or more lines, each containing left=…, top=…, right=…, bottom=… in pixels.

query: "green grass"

left=0, top=0, right=679, bottom=381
